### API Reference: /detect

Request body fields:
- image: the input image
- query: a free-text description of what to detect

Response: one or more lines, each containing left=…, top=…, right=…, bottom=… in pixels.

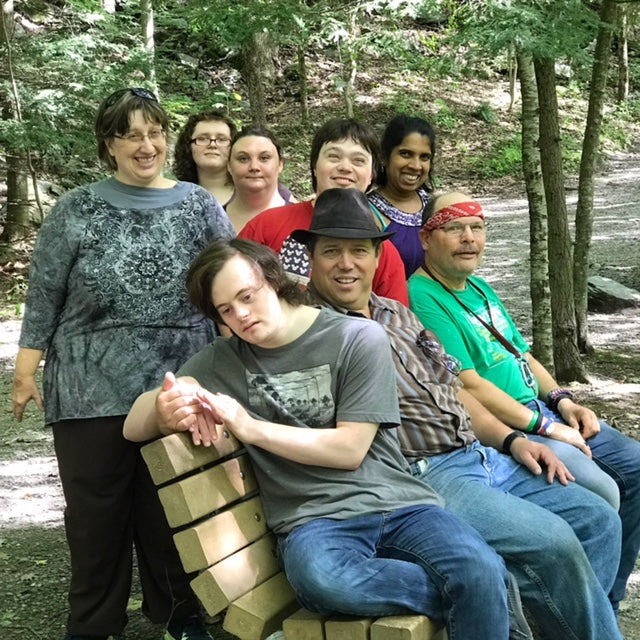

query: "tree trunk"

left=617, top=6, right=629, bottom=103
left=241, top=32, right=273, bottom=126
left=1, top=147, right=31, bottom=242
left=140, top=0, right=157, bottom=92
left=517, top=52, right=553, bottom=371
left=533, top=57, right=588, bottom=383
left=0, top=0, right=33, bottom=243
left=574, top=0, right=617, bottom=354
left=297, top=45, right=309, bottom=126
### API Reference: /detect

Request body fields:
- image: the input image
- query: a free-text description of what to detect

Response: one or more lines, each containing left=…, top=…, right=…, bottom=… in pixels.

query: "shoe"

left=163, top=616, right=213, bottom=640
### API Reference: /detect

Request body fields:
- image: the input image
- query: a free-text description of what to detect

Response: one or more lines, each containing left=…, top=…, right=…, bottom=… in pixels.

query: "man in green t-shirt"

left=408, top=190, right=640, bottom=612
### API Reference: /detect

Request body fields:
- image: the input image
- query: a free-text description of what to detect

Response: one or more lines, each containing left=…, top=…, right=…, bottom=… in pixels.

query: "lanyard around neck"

left=421, top=263, right=524, bottom=360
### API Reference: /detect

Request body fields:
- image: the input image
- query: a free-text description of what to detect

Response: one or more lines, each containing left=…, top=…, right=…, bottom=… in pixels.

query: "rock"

left=588, top=275, right=640, bottom=312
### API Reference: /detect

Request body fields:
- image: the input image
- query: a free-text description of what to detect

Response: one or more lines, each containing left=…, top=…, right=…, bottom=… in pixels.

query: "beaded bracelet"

left=548, top=388, right=574, bottom=412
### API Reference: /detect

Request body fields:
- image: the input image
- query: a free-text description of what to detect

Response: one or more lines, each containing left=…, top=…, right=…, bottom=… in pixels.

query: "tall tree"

left=574, top=0, right=617, bottom=354
left=517, top=51, right=553, bottom=371
left=617, top=4, right=629, bottom=103
left=534, top=57, right=587, bottom=382
left=140, top=0, right=158, bottom=93
left=0, top=0, right=36, bottom=244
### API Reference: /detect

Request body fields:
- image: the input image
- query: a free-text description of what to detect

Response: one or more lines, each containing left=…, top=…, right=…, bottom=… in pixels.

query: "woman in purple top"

left=368, top=115, right=436, bottom=278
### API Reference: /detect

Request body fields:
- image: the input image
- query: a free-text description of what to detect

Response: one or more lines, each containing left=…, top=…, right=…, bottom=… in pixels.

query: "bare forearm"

left=460, top=369, right=537, bottom=431
left=124, top=388, right=165, bottom=441
left=244, top=418, right=377, bottom=470
left=14, top=348, right=44, bottom=379
left=458, top=388, right=513, bottom=449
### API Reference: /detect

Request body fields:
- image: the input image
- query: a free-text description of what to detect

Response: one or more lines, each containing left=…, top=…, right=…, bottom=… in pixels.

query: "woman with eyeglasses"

left=173, top=110, right=238, bottom=206
left=12, top=88, right=234, bottom=640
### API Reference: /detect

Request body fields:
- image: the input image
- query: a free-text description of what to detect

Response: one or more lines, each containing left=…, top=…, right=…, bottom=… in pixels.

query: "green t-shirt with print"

left=408, top=273, right=537, bottom=404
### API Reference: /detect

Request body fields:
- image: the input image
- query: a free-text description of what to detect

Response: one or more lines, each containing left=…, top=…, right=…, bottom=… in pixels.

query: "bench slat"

left=174, top=495, right=268, bottom=572
left=223, top=571, right=299, bottom=640
left=158, top=454, right=257, bottom=527
left=324, top=617, right=372, bottom=640
left=142, top=431, right=241, bottom=485
left=191, top=533, right=280, bottom=616
left=371, top=615, right=444, bottom=640
left=282, top=608, right=326, bottom=640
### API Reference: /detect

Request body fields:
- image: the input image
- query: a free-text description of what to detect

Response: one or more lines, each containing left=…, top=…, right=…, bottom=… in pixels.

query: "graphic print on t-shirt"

left=246, top=364, right=334, bottom=427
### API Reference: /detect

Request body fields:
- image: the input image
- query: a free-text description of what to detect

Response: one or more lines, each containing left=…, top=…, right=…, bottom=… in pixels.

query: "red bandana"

left=423, top=201, right=485, bottom=231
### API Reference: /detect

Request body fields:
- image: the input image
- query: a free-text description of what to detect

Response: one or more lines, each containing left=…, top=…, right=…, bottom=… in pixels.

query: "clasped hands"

left=156, top=372, right=253, bottom=447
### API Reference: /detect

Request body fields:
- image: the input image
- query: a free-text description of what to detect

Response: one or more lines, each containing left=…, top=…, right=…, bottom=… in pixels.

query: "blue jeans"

left=527, top=399, right=640, bottom=608
left=278, top=504, right=512, bottom=640
left=413, top=443, right=623, bottom=640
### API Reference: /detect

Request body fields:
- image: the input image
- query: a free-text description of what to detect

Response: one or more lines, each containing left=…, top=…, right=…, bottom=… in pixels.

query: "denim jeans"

left=278, top=504, right=512, bottom=640
left=413, top=443, right=623, bottom=640
left=527, top=399, right=640, bottom=609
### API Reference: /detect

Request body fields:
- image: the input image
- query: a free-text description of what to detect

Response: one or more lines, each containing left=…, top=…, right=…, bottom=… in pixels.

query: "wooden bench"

left=142, top=431, right=446, bottom=640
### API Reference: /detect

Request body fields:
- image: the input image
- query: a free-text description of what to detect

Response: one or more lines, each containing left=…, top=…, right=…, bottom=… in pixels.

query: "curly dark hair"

left=187, top=238, right=305, bottom=324
left=377, top=115, right=437, bottom=191
left=173, top=111, right=237, bottom=183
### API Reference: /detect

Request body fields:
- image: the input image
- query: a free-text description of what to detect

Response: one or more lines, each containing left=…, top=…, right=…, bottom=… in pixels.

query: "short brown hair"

left=95, top=89, right=170, bottom=170
left=309, top=119, right=381, bottom=191
left=187, top=239, right=305, bottom=324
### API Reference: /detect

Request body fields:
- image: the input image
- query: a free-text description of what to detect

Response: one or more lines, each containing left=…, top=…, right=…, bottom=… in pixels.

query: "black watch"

left=502, top=431, right=527, bottom=455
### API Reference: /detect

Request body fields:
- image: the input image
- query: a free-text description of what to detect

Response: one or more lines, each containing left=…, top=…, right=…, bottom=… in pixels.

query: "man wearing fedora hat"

left=296, top=187, right=624, bottom=640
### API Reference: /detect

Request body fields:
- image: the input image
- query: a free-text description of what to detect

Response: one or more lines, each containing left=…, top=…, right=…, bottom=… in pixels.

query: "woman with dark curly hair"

left=173, top=110, right=238, bottom=205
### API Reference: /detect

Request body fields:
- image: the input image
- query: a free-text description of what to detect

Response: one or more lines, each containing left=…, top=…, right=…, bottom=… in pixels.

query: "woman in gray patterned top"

left=11, top=88, right=234, bottom=640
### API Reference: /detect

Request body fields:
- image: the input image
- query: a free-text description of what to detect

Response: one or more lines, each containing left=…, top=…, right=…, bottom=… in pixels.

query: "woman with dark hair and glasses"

left=12, top=88, right=234, bottom=640
left=173, top=110, right=238, bottom=205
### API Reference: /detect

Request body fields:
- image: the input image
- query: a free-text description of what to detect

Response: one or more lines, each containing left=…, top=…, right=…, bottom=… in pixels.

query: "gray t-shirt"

left=20, top=178, right=235, bottom=424
left=178, top=308, right=443, bottom=534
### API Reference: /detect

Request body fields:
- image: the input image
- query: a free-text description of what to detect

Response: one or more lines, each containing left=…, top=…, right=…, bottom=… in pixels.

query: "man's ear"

left=418, top=228, right=430, bottom=250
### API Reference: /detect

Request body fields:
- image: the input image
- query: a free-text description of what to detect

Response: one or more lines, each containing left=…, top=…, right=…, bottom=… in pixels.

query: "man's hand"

left=195, top=388, right=257, bottom=443
left=510, top=437, right=575, bottom=485
left=155, top=373, right=221, bottom=446
left=557, top=398, right=601, bottom=439
left=546, top=422, right=593, bottom=458
left=12, top=374, right=44, bottom=422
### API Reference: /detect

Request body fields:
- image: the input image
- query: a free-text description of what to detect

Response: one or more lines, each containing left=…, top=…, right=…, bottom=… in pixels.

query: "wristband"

left=547, top=388, right=574, bottom=412
left=526, top=411, right=540, bottom=432
left=502, top=431, right=527, bottom=455
left=537, top=417, right=556, bottom=437
left=528, top=411, right=544, bottom=434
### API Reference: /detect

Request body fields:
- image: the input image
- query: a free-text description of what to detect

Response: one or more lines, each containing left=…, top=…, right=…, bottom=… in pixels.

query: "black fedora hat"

left=291, top=188, right=395, bottom=244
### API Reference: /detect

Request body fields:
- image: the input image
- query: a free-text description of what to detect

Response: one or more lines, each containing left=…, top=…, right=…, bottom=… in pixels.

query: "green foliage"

left=601, top=100, right=640, bottom=151
left=431, top=98, right=463, bottom=131
left=470, top=133, right=522, bottom=179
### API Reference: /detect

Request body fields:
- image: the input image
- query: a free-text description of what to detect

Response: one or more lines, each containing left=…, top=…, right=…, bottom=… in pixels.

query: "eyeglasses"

left=416, top=331, right=462, bottom=376
left=104, top=87, right=158, bottom=109
left=191, top=135, right=232, bottom=147
left=113, top=129, right=166, bottom=145
left=437, top=222, right=487, bottom=237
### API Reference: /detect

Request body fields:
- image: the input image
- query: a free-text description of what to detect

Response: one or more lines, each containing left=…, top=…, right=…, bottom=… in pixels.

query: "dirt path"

left=1, top=151, right=639, bottom=638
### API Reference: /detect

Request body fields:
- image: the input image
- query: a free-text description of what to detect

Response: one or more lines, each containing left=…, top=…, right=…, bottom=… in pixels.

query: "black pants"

left=53, top=416, right=199, bottom=636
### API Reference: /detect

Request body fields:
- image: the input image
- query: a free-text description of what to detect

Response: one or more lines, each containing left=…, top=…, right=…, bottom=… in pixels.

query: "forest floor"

left=1, top=102, right=640, bottom=639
